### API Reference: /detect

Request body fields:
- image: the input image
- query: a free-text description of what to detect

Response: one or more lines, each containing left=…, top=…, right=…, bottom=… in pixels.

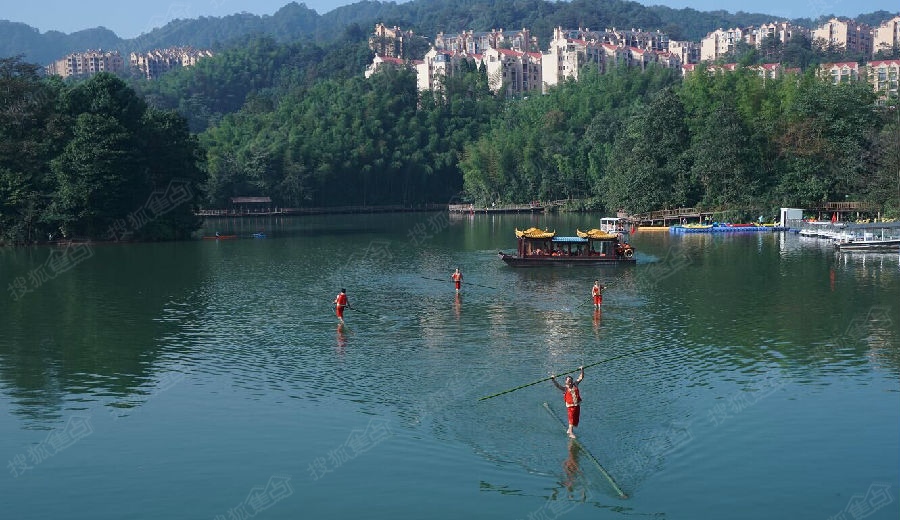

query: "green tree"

left=49, top=113, right=147, bottom=238
left=0, top=57, right=62, bottom=243
left=690, top=103, right=755, bottom=207
left=602, top=88, right=691, bottom=214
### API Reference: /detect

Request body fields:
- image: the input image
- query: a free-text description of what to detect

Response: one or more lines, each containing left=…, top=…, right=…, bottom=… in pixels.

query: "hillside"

left=3, top=0, right=897, bottom=65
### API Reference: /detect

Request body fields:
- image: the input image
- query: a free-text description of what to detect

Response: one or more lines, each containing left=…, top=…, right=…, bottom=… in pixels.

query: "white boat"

left=599, top=217, right=627, bottom=233
left=834, top=231, right=900, bottom=252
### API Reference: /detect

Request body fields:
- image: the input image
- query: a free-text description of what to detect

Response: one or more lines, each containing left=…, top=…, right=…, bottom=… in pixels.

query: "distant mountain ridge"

left=1, top=0, right=897, bottom=65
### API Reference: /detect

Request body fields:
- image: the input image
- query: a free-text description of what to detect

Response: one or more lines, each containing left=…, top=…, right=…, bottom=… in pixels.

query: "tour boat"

left=498, top=227, right=636, bottom=267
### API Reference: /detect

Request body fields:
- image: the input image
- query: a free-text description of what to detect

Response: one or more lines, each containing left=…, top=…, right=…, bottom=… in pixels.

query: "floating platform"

left=669, top=224, right=786, bottom=234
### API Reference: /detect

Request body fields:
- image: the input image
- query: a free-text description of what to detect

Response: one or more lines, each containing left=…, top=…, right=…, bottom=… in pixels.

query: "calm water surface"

left=2, top=213, right=898, bottom=520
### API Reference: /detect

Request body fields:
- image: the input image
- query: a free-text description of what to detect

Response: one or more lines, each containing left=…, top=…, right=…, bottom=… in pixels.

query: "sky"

left=2, top=0, right=898, bottom=39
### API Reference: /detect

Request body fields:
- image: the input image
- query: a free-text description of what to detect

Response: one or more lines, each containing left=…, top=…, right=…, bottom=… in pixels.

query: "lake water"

left=2, top=212, right=898, bottom=520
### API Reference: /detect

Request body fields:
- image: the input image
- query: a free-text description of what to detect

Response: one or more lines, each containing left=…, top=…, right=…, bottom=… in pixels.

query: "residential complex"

left=46, top=47, right=213, bottom=80
left=700, top=22, right=810, bottom=62
left=367, top=15, right=900, bottom=102
left=46, top=49, right=125, bottom=78
left=129, top=47, right=214, bottom=80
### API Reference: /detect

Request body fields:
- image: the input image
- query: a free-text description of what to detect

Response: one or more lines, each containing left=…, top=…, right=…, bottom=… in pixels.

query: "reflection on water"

left=2, top=215, right=898, bottom=519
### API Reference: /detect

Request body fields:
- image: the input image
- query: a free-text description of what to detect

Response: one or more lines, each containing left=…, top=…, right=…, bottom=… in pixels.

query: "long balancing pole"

left=542, top=402, right=628, bottom=499
left=477, top=343, right=664, bottom=401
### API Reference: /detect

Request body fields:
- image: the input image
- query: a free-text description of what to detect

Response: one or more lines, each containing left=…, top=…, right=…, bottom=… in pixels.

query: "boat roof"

left=551, top=236, right=589, bottom=243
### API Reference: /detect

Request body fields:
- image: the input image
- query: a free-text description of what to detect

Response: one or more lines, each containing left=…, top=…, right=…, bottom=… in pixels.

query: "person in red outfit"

left=333, top=288, right=349, bottom=322
left=551, top=366, right=585, bottom=438
left=591, top=280, right=604, bottom=308
left=451, top=267, right=463, bottom=292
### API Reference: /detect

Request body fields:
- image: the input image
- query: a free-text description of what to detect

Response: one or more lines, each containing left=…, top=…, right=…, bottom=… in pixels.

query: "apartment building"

left=434, top=28, right=538, bottom=54
left=541, top=28, right=603, bottom=92
left=129, top=47, right=213, bottom=80
left=560, top=27, right=669, bottom=52
left=868, top=60, right=900, bottom=101
left=415, top=50, right=449, bottom=92
left=745, top=21, right=809, bottom=47
left=482, top=48, right=542, bottom=95
left=873, top=16, right=900, bottom=55
left=820, top=61, right=862, bottom=83
left=46, top=49, right=125, bottom=78
left=812, top=18, right=873, bottom=55
left=369, top=23, right=419, bottom=58
left=668, top=40, right=700, bottom=65
left=700, top=28, right=747, bottom=61
left=628, top=47, right=656, bottom=70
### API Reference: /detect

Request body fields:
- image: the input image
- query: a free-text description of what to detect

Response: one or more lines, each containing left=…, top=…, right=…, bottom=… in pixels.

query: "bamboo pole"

left=477, top=343, right=664, bottom=401
left=542, top=402, right=628, bottom=499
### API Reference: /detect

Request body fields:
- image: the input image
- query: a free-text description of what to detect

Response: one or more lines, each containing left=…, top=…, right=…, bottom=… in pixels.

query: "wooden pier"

left=448, top=200, right=577, bottom=214
left=198, top=204, right=446, bottom=217
left=629, top=207, right=715, bottom=226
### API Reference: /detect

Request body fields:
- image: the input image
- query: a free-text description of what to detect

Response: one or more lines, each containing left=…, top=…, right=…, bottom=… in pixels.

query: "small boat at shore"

left=498, top=227, right=635, bottom=267
left=203, top=234, right=238, bottom=240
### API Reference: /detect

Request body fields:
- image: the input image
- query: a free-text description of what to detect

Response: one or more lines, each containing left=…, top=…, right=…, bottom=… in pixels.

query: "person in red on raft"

left=551, top=366, right=585, bottom=438
left=451, top=267, right=463, bottom=292
left=591, top=280, right=605, bottom=309
left=333, top=288, right=349, bottom=322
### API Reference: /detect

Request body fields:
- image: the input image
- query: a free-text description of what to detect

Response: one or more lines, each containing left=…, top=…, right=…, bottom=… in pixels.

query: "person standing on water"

left=551, top=366, right=584, bottom=438
left=591, top=280, right=604, bottom=308
left=333, top=288, right=349, bottom=322
left=451, top=267, right=463, bottom=292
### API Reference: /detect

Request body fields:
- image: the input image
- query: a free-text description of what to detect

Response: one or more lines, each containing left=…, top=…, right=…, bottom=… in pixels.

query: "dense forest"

left=460, top=65, right=898, bottom=217
left=0, top=57, right=204, bottom=243
left=1, top=1, right=899, bottom=243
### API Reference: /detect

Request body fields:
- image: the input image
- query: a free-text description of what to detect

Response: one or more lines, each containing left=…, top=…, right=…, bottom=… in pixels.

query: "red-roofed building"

left=364, top=55, right=412, bottom=79
left=654, top=51, right=681, bottom=69
left=819, top=61, right=862, bottom=84
left=628, top=47, right=655, bottom=70
left=754, top=62, right=782, bottom=79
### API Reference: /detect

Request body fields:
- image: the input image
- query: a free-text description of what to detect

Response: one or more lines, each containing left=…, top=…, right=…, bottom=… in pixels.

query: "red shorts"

left=455, top=281, right=461, bottom=290
left=335, top=305, right=345, bottom=318
left=593, top=295, right=602, bottom=305
left=567, top=405, right=580, bottom=427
